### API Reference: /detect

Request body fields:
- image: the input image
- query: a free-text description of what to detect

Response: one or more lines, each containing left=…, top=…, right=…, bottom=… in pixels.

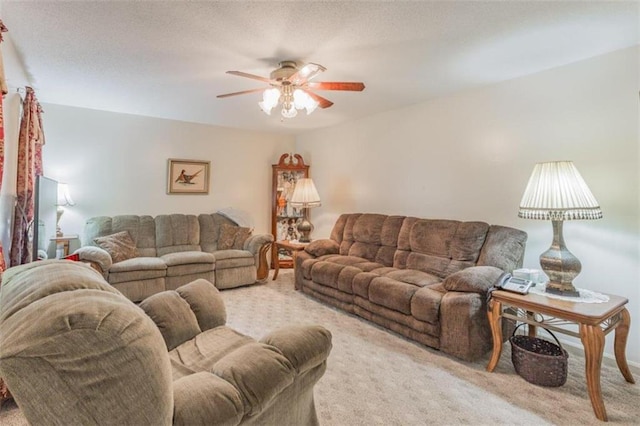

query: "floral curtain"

left=0, top=20, right=8, bottom=273
left=9, top=87, right=45, bottom=266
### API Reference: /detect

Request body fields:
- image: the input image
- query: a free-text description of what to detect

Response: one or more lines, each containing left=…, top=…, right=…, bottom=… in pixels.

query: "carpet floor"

left=1, top=269, right=638, bottom=425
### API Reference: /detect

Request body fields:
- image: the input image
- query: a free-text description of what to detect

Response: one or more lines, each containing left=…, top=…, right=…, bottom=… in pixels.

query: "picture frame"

left=167, top=158, right=210, bottom=194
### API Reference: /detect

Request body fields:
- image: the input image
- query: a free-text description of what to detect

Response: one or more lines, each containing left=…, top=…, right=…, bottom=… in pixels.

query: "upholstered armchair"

left=0, top=260, right=332, bottom=425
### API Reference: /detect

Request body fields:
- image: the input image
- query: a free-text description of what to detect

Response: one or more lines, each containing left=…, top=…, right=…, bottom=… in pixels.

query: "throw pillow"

left=442, top=265, right=504, bottom=293
left=218, top=224, right=252, bottom=250
left=62, top=253, right=80, bottom=261
left=94, top=231, right=137, bottom=263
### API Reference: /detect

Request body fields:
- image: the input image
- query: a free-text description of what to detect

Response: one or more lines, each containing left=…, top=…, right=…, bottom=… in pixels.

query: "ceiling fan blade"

left=226, top=70, right=274, bottom=84
left=307, top=82, right=365, bottom=91
left=288, top=63, right=326, bottom=86
left=217, top=88, right=265, bottom=98
left=305, top=90, right=334, bottom=109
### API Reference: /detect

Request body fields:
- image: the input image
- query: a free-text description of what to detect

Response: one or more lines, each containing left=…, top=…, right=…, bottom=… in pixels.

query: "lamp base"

left=56, top=207, right=64, bottom=237
left=297, top=219, right=313, bottom=243
left=540, top=220, right=581, bottom=297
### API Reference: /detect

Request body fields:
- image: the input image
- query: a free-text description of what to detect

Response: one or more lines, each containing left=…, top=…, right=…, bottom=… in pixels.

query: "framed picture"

left=167, top=158, right=210, bottom=194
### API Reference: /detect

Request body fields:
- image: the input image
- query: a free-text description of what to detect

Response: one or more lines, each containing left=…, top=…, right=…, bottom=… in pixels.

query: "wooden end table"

left=487, top=289, right=634, bottom=421
left=272, top=240, right=308, bottom=287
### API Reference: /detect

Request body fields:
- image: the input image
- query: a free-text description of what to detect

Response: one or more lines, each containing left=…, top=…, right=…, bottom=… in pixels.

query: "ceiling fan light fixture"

left=258, top=87, right=281, bottom=115
left=220, top=60, right=364, bottom=119
left=281, top=105, right=298, bottom=118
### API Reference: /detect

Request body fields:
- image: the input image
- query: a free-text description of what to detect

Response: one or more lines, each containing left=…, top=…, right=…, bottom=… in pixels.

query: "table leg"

left=257, top=242, right=271, bottom=281
left=526, top=311, right=537, bottom=337
left=614, top=308, right=635, bottom=384
left=486, top=298, right=503, bottom=372
left=580, top=322, right=607, bottom=421
left=272, top=251, right=280, bottom=281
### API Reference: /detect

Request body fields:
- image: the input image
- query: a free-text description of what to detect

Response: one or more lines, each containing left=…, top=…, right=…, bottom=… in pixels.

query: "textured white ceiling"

left=2, top=1, right=638, bottom=135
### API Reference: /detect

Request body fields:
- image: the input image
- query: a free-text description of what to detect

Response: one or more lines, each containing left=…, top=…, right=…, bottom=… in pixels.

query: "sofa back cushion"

left=155, top=214, right=201, bottom=256
left=84, top=215, right=157, bottom=257
left=477, top=225, right=527, bottom=272
left=198, top=213, right=238, bottom=252
left=393, top=219, right=490, bottom=278
left=329, top=214, right=405, bottom=267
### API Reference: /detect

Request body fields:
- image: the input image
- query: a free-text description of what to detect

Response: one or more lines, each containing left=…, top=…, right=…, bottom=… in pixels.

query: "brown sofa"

left=0, top=260, right=332, bottom=425
left=295, top=213, right=527, bottom=361
left=75, top=213, right=273, bottom=301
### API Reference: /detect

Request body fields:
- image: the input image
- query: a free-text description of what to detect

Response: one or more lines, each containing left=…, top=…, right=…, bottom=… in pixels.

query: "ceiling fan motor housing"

left=270, top=61, right=298, bottom=82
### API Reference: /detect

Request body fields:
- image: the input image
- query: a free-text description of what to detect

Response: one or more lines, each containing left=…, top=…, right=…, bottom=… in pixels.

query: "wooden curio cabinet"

left=271, top=153, right=309, bottom=269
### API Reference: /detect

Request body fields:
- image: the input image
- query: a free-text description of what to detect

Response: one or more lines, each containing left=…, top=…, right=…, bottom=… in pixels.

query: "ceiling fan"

left=217, top=60, right=365, bottom=118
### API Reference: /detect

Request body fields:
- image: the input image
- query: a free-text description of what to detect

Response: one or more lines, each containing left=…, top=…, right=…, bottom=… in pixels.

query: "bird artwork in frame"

left=167, top=159, right=210, bottom=194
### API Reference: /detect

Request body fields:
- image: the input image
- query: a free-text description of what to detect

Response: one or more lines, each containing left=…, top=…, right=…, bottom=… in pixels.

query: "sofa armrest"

left=173, top=372, right=244, bottom=426
left=244, top=233, right=274, bottom=281
left=442, top=266, right=504, bottom=294
left=260, top=325, right=332, bottom=374
left=304, top=239, right=339, bottom=258
left=212, top=342, right=295, bottom=416
left=73, top=246, right=113, bottom=276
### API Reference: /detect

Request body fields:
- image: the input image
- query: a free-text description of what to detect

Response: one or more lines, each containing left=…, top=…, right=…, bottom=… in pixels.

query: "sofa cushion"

left=410, top=286, right=443, bottom=324
left=368, top=277, right=420, bottom=315
left=212, top=250, right=255, bottom=269
left=84, top=215, right=157, bottom=257
left=161, top=251, right=215, bottom=267
left=140, top=291, right=202, bottom=351
left=198, top=213, right=237, bottom=252
left=170, top=326, right=254, bottom=374
left=477, top=225, right=528, bottom=272
left=305, top=239, right=339, bottom=257
left=175, top=279, right=226, bottom=331
left=212, top=343, right=295, bottom=416
left=94, top=231, right=137, bottom=263
left=155, top=214, right=201, bottom=256
left=218, top=224, right=252, bottom=250
left=108, top=257, right=167, bottom=284
left=385, top=269, right=441, bottom=287
left=442, top=266, right=504, bottom=293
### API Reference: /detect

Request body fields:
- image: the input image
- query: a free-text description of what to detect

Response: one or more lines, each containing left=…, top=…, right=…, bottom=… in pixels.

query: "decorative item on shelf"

left=56, top=183, right=75, bottom=237
left=289, top=178, right=321, bottom=243
left=518, top=161, right=602, bottom=297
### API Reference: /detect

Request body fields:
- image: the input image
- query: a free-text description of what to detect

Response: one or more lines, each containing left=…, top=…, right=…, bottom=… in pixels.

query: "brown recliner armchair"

left=0, top=260, right=332, bottom=425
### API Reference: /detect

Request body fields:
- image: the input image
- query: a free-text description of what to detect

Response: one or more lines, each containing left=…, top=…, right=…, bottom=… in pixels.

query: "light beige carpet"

left=1, top=269, right=638, bottom=425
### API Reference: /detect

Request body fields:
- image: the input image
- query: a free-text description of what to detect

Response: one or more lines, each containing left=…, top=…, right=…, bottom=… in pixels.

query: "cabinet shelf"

left=271, top=153, right=310, bottom=269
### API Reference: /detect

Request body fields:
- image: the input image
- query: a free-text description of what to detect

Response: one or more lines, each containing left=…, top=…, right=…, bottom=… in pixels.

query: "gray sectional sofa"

left=76, top=213, right=272, bottom=301
left=295, top=213, right=527, bottom=361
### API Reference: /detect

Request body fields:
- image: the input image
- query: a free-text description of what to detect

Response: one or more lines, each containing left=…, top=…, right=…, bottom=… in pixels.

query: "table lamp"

left=56, top=183, right=75, bottom=237
left=518, top=161, right=602, bottom=296
left=289, top=178, right=321, bottom=243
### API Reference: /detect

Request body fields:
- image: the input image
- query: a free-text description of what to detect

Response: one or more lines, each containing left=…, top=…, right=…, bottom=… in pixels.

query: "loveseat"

left=295, top=213, right=527, bottom=361
left=75, top=213, right=272, bottom=301
left=0, top=260, right=332, bottom=425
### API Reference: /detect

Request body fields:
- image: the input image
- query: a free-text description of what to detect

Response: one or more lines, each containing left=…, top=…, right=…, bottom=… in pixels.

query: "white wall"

left=42, top=105, right=294, bottom=239
left=296, top=46, right=640, bottom=365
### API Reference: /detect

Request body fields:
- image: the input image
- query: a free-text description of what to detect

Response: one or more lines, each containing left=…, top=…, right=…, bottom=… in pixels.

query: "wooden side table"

left=50, top=234, right=80, bottom=258
left=272, top=240, right=308, bottom=287
left=487, top=289, right=635, bottom=422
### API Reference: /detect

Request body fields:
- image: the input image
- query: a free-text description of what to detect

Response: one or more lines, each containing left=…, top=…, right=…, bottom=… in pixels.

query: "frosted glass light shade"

left=57, top=183, right=75, bottom=207
left=518, top=161, right=602, bottom=221
left=290, top=178, right=321, bottom=208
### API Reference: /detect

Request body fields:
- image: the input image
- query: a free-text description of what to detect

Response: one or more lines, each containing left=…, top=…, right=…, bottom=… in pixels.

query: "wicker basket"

left=510, top=324, right=568, bottom=387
